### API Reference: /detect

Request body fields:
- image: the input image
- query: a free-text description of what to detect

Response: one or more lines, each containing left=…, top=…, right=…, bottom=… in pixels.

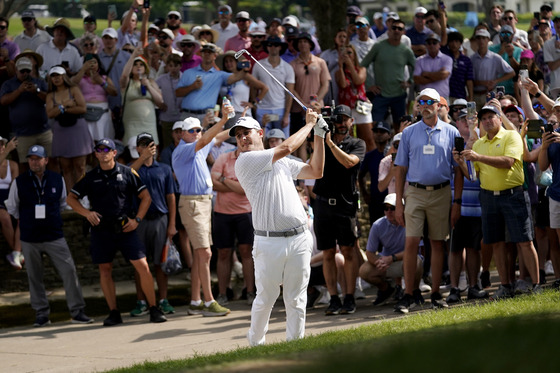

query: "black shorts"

left=90, top=228, right=146, bottom=264
left=313, top=201, right=358, bottom=250
left=308, top=265, right=325, bottom=287
left=535, top=188, right=550, bottom=228
left=212, top=212, right=254, bottom=249
left=451, top=216, right=482, bottom=252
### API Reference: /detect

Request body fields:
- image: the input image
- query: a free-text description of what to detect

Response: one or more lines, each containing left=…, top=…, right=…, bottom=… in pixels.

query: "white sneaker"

left=458, top=271, right=468, bottom=293
left=545, top=260, right=554, bottom=276
left=231, top=261, right=243, bottom=280
left=419, top=278, right=432, bottom=293
left=6, top=251, right=24, bottom=270
left=317, top=286, right=330, bottom=304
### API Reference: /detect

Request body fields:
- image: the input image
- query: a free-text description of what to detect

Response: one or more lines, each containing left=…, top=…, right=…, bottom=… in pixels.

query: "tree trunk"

left=308, top=0, right=347, bottom=51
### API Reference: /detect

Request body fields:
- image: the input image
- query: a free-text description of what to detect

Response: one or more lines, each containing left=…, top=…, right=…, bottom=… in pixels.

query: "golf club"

left=234, top=49, right=308, bottom=111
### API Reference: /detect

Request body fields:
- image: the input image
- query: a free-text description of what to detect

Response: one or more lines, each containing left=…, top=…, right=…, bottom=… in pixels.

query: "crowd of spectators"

left=1, top=1, right=560, bottom=330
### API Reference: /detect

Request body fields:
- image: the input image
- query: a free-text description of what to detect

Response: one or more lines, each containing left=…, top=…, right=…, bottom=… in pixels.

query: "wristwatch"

left=135, top=216, right=142, bottom=223
left=392, top=254, right=397, bottom=263
left=452, top=198, right=462, bottom=205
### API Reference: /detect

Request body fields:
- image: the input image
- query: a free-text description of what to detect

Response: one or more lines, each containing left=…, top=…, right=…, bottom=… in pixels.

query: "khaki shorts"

left=549, top=197, right=560, bottom=229
left=178, top=195, right=213, bottom=249
left=17, top=130, right=53, bottom=163
left=404, top=184, right=451, bottom=240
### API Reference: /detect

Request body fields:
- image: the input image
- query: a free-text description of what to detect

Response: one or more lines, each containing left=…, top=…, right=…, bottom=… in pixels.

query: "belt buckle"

left=493, top=191, right=500, bottom=196
left=426, top=186, right=434, bottom=191
left=328, top=198, right=336, bottom=205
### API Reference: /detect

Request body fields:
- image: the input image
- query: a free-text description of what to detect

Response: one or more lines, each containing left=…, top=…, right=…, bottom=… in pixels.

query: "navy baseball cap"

left=95, top=138, right=116, bottom=150
left=477, top=105, right=501, bottom=119
left=136, top=132, right=154, bottom=146
left=27, top=145, right=47, bottom=158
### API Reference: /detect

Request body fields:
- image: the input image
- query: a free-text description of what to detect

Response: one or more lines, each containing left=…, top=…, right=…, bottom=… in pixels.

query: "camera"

left=320, top=106, right=334, bottom=133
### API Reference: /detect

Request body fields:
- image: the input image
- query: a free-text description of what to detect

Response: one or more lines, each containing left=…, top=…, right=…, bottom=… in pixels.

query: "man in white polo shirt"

left=232, top=111, right=327, bottom=346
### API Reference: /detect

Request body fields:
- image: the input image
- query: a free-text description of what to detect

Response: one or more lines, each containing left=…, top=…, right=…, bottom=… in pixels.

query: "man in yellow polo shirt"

left=460, top=105, right=540, bottom=298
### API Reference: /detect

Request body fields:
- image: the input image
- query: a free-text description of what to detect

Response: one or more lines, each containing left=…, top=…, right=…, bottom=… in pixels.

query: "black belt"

left=481, top=186, right=523, bottom=196
left=315, top=195, right=339, bottom=205
left=254, top=225, right=307, bottom=237
left=409, top=180, right=450, bottom=191
left=181, top=108, right=209, bottom=115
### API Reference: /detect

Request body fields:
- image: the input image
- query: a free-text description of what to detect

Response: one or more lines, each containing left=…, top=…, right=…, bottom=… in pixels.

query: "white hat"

left=158, top=28, right=174, bottom=40
left=167, top=10, right=181, bottom=20
left=417, top=88, right=440, bottom=102
left=250, top=27, right=267, bottom=36
left=282, top=15, right=299, bottom=27
left=49, top=66, right=66, bottom=76
left=229, top=117, right=262, bottom=137
left=386, top=12, right=400, bottom=20
left=127, top=136, right=139, bottom=159
left=384, top=193, right=403, bottom=206
left=415, top=7, right=428, bottom=15
left=172, top=121, right=184, bottom=130
left=148, top=24, right=159, bottom=32
left=175, top=34, right=200, bottom=51
left=450, top=98, right=468, bottom=107
left=373, top=12, right=383, bottom=20
left=553, top=97, right=560, bottom=108
left=183, top=117, right=202, bottom=131
left=356, top=16, right=369, bottom=26
left=236, top=11, right=250, bottom=20
left=121, top=10, right=137, bottom=20
left=475, top=29, right=491, bottom=39
left=393, top=132, right=402, bottom=142
left=102, top=28, right=118, bottom=39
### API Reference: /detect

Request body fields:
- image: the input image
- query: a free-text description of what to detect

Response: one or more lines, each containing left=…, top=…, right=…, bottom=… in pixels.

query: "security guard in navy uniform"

left=67, top=138, right=167, bottom=326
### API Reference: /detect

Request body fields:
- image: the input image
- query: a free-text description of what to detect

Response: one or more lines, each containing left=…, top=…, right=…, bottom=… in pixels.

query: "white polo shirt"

left=36, top=40, right=82, bottom=77
left=252, top=58, right=295, bottom=110
left=235, top=148, right=307, bottom=231
left=14, top=29, right=51, bottom=52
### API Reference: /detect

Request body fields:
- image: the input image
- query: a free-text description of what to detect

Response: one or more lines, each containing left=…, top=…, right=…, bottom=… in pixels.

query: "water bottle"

left=223, top=97, right=235, bottom=119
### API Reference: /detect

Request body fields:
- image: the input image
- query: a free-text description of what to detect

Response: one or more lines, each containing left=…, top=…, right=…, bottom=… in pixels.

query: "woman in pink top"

left=71, top=54, right=118, bottom=141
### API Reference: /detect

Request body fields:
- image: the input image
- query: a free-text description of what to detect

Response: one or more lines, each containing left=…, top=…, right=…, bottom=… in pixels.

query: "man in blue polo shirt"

left=394, top=88, right=463, bottom=313
left=172, top=109, right=232, bottom=317
left=175, top=43, right=246, bottom=122
left=128, top=132, right=177, bottom=317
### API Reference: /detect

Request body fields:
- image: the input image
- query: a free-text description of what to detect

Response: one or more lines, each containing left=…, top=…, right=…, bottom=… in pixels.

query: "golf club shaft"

left=235, top=49, right=308, bottom=111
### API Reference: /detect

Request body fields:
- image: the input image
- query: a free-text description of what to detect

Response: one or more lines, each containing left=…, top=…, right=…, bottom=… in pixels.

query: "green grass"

left=104, top=290, right=560, bottom=373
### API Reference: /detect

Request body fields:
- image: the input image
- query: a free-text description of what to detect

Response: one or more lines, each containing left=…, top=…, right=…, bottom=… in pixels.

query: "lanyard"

left=31, top=172, right=47, bottom=204
left=425, top=127, right=440, bottom=145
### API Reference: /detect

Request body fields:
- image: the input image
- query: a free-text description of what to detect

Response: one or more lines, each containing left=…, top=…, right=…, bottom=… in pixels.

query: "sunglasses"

left=50, top=73, right=61, bottom=77
left=158, top=35, right=169, bottom=40
left=123, top=48, right=134, bottom=53
left=22, top=17, right=33, bottom=22
left=218, top=11, right=230, bottom=15
left=500, top=32, right=512, bottom=37
left=503, top=16, right=514, bottom=21
left=356, top=24, right=368, bottom=29
left=268, top=43, right=282, bottom=48
left=384, top=205, right=396, bottom=211
left=19, top=69, right=31, bottom=74
left=251, top=35, right=265, bottom=38
left=199, top=31, right=212, bottom=36
left=0, top=25, right=7, bottom=30
left=168, top=15, right=180, bottom=20
left=392, top=26, right=404, bottom=31
left=426, top=40, right=439, bottom=45
left=84, top=21, right=96, bottom=25
left=418, top=99, right=438, bottom=105
left=83, top=42, right=94, bottom=48
left=180, top=43, right=195, bottom=48
left=304, top=64, right=309, bottom=75
left=237, top=19, right=249, bottom=23
left=187, top=128, right=202, bottom=133
left=95, top=147, right=112, bottom=153
left=534, top=103, right=545, bottom=110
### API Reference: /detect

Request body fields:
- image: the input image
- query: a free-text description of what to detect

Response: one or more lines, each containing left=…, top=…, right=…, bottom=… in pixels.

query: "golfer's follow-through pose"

left=232, top=109, right=327, bottom=346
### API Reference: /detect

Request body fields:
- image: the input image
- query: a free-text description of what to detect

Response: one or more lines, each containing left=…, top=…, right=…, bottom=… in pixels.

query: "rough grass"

left=106, top=290, right=560, bottom=373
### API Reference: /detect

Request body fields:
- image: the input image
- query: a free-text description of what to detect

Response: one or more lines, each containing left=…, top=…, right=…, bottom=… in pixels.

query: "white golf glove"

left=314, top=115, right=329, bottom=138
